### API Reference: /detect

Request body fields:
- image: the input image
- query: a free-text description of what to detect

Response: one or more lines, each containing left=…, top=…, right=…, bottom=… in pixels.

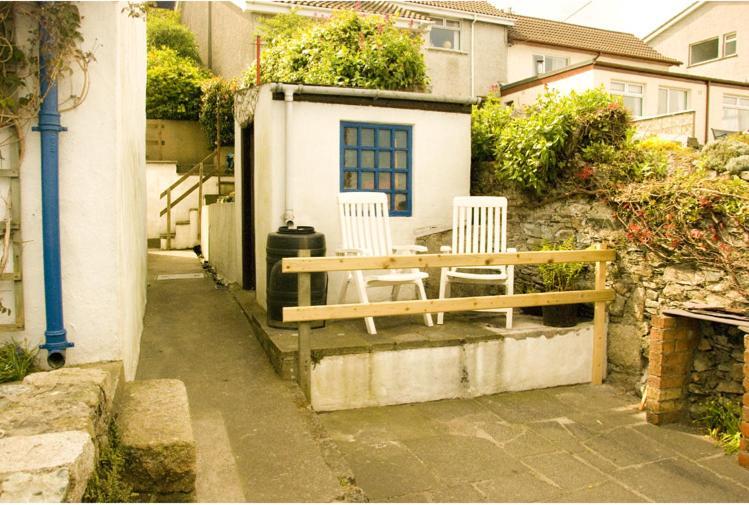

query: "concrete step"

left=116, top=379, right=196, bottom=502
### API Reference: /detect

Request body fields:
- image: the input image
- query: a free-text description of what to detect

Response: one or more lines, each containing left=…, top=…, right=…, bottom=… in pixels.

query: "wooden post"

left=197, top=162, right=204, bottom=241
left=166, top=189, right=172, bottom=250
left=215, top=91, right=221, bottom=178
left=297, top=249, right=312, bottom=400
left=592, top=242, right=608, bottom=385
left=255, top=35, right=262, bottom=86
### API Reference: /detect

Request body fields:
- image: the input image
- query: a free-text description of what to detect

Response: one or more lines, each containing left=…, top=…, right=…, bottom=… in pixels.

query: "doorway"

left=241, top=124, right=256, bottom=290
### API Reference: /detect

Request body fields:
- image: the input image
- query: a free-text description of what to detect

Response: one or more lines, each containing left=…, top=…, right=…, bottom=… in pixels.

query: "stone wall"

left=740, top=334, right=749, bottom=469
left=633, top=110, right=696, bottom=139
left=418, top=162, right=749, bottom=389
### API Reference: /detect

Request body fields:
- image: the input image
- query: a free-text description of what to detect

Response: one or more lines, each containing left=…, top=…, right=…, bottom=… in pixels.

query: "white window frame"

left=722, top=94, right=749, bottom=132
left=610, top=80, right=644, bottom=117
left=658, top=86, right=689, bottom=115
left=724, top=32, right=737, bottom=57
left=689, top=32, right=737, bottom=66
left=532, top=54, right=570, bottom=75
left=429, top=17, right=461, bottom=51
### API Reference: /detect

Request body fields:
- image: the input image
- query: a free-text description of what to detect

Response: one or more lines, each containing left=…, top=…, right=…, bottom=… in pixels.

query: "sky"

left=487, top=0, right=695, bottom=37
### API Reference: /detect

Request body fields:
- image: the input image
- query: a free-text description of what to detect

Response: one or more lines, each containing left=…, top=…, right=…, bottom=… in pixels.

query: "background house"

left=645, top=1, right=748, bottom=83
left=178, top=0, right=512, bottom=97
left=500, top=59, right=749, bottom=144
left=2, top=2, right=147, bottom=378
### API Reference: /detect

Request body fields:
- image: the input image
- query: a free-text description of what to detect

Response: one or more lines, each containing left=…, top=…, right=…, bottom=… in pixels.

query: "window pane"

left=740, top=109, right=749, bottom=130
left=394, top=194, right=408, bottom=211
left=394, top=130, right=408, bottom=148
left=658, top=89, right=668, bottom=115
left=343, top=171, right=357, bottom=189
left=445, top=20, right=460, bottom=29
left=725, top=39, right=737, bottom=56
left=361, top=150, right=375, bottom=168
left=378, top=129, right=391, bottom=148
left=739, top=98, right=749, bottom=107
left=344, top=149, right=357, bottom=168
left=670, top=90, right=687, bottom=112
left=546, top=56, right=568, bottom=72
left=430, top=26, right=458, bottom=49
left=723, top=95, right=738, bottom=105
left=623, top=95, right=642, bottom=117
left=628, top=84, right=643, bottom=95
left=610, top=81, right=625, bottom=92
left=395, top=150, right=407, bottom=169
left=361, top=128, right=375, bottom=147
left=691, top=38, right=719, bottom=64
left=344, top=127, right=357, bottom=145
left=394, top=172, right=407, bottom=190
left=378, top=151, right=391, bottom=169
left=360, top=172, right=375, bottom=190
left=378, top=172, right=391, bottom=190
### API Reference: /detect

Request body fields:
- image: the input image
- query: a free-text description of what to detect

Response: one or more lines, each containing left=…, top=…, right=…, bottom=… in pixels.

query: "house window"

left=722, top=94, right=749, bottom=131
left=724, top=32, right=737, bottom=57
left=690, top=37, right=720, bottom=64
left=430, top=18, right=460, bottom=50
left=610, top=80, right=644, bottom=117
left=341, top=122, right=412, bottom=216
left=533, top=55, right=569, bottom=75
left=658, top=87, right=689, bottom=115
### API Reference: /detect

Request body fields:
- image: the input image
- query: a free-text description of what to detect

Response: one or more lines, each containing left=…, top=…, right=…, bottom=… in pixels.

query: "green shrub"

left=246, top=10, right=429, bottom=91
left=537, top=237, right=586, bottom=291
left=699, top=137, right=749, bottom=173
left=0, top=339, right=37, bottom=383
left=146, top=7, right=201, bottom=62
left=199, top=77, right=237, bottom=148
left=492, top=88, right=630, bottom=194
left=695, top=397, right=742, bottom=455
left=83, top=421, right=134, bottom=502
left=146, top=47, right=210, bottom=120
left=725, top=154, right=749, bottom=174
left=471, top=96, right=511, bottom=161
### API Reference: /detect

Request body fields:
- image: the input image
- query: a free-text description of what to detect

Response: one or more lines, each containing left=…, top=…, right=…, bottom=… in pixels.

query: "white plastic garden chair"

left=437, top=196, right=515, bottom=328
left=337, top=192, right=433, bottom=335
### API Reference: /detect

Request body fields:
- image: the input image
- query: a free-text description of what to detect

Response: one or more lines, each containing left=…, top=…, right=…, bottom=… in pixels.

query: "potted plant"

left=537, top=237, right=586, bottom=327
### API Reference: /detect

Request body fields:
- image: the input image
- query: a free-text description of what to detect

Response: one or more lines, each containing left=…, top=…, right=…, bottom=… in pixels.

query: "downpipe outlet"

left=34, top=20, right=73, bottom=366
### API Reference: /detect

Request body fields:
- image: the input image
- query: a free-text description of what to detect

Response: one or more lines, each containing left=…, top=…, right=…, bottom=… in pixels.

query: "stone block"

left=117, top=379, right=196, bottom=497
left=0, top=431, right=95, bottom=502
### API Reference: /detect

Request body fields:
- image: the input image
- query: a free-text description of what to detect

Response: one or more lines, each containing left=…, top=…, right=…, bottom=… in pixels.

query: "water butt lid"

left=277, top=225, right=316, bottom=235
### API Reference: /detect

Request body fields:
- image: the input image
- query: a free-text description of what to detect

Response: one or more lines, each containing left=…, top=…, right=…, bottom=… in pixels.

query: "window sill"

left=426, top=46, right=468, bottom=56
left=688, top=53, right=738, bottom=68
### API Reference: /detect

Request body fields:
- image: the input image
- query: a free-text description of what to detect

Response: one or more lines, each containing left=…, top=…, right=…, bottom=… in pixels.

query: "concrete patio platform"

left=319, top=383, right=749, bottom=502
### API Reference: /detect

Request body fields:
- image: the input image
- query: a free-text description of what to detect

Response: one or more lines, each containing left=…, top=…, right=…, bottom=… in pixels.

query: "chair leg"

left=391, top=284, right=401, bottom=301
left=338, top=273, right=351, bottom=304
left=416, top=278, right=433, bottom=327
left=437, top=268, right=448, bottom=325
left=353, top=271, right=376, bottom=335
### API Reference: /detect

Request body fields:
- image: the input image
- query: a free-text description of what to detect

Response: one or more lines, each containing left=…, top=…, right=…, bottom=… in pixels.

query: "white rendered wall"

left=249, top=87, right=471, bottom=309
left=311, top=323, right=599, bottom=411
left=9, top=2, right=147, bottom=379
left=204, top=202, right=240, bottom=284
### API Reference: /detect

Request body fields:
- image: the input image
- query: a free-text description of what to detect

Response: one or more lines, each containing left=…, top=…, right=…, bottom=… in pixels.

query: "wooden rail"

left=282, top=246, right=613, bottom=399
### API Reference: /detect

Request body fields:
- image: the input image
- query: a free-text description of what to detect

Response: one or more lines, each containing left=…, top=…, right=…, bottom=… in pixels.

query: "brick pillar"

left=646, top=314, right=700, bottom=425
left=739, top=333, right=749, bottom=469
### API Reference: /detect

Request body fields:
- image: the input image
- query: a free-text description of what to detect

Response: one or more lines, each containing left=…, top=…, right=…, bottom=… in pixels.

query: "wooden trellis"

left=0, top=129, right=25, bottom=331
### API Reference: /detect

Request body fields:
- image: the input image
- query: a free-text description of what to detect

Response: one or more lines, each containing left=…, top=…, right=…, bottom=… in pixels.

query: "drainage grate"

left=156, top=273, right=205, bottom=281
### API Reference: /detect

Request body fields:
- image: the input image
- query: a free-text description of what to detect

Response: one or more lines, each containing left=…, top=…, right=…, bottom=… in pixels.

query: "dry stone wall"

left=418, top=162, right=749, bottom=389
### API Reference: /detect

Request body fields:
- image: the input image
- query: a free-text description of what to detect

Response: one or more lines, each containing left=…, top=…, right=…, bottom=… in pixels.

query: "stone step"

left=116, top=379, right=196, bottom=502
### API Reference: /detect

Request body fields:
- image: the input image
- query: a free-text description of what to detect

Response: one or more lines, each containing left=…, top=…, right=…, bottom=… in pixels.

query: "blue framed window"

left=340, top=122, right=412, bottom=216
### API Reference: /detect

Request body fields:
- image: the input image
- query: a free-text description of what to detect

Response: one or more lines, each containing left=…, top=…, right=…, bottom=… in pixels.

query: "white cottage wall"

left=250, top=90, right=471, bottom=309
left=11, top=2, right=147, bottom=379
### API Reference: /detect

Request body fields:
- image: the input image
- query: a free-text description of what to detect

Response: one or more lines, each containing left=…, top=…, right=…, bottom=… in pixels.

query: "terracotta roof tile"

left=411, top=1, right=680, bottom=65
left=276, top=1, right=430, bottom=20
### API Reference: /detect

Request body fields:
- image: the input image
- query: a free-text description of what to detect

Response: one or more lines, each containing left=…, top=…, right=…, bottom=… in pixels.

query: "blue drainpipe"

left=33, top=22, right=73, bottom=368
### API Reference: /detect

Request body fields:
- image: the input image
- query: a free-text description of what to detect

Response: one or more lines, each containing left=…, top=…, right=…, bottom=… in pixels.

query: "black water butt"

left=266, top=226, right=327, bottom=329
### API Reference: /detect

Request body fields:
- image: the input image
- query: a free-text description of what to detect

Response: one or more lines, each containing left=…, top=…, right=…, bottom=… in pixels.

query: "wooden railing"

left=282, top=246, right=615, bottom=399
left=160, top=151, right=218, bottom=250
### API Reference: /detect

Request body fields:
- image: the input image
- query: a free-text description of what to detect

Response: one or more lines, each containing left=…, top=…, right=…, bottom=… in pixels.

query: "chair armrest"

left=439, top=245, right=452, bottom=253
left=392, top=245, right=428, bottom=254
left=507, top=247, right=517, bottom=253
left=335, top=248, right=365, bottom=256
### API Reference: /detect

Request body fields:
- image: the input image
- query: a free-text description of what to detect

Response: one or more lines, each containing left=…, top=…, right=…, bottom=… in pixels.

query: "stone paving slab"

left=319, top=383, right=749, bottom=502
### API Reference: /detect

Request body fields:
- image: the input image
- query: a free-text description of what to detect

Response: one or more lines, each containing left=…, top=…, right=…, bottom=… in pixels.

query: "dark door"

left=241, top=125, right=256, bottom=290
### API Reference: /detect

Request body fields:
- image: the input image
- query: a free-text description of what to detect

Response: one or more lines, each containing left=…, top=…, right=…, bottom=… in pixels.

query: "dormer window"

left=430, top=18, right=460, bottom=50
left=533, top=55, right=569, bottom=75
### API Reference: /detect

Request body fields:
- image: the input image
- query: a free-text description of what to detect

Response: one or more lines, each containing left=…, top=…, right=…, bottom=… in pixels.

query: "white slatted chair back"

left=337, top=192, right=393, bottom=257
left=451, top=196, right=508, bottom=256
